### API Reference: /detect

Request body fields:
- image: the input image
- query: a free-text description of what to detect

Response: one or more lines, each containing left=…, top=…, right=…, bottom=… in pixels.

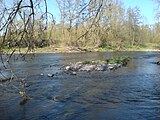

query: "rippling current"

left=0, top=51, right=160, bottom=120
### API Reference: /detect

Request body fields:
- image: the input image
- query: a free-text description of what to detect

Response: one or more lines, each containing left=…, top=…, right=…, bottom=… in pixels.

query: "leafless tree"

left=0, top=0, right=53, bottom=104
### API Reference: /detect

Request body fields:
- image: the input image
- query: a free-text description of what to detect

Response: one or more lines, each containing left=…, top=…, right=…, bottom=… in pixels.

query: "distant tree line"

left=0, top=0, right=160, bottom=52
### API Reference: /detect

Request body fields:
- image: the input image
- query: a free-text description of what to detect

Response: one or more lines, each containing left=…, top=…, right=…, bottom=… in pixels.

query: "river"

left=0, top=51, right=160, bottom=120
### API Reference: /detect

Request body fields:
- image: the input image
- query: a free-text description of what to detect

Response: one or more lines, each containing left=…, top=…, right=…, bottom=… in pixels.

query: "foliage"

left=0, top=0, right=160, bottom=51
left=81, top=56, right=130, bottom=66
left=109, top=56, right=131, bottom=66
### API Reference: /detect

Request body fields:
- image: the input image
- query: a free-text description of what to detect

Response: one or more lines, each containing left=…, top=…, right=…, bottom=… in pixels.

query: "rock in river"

left=63, top=61, right=123, bottom=72
left=0, top=69, right=12, bottom=82
left=79, top=64, right=96, bottom=72
left=47, top=73, right=54, bottom=77
left=95, top=64, right=107, bottom=71
left=156, top=61, right=160, bottom=65
left=108, top=64, right=121, bottom=70
left=71, top=71, right=77, bottom=75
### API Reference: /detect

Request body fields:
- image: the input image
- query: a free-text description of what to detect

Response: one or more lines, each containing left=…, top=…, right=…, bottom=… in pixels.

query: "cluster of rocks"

left=62, top=61, right=122, bottom=73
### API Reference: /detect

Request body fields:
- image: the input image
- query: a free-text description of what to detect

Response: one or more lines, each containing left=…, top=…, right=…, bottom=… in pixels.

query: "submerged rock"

left=0, top=69, right=12, bottom=82
left=153, top=61, right=160, bottom=65
left=40, top=73, right=44, bottom=76
left=52, top=96, right=66, bottom=102
left=71, top=71, right=77, bottom=75
left=47, top=73, right=54, bottom=77
left=156, top=61, right=160, bottom=65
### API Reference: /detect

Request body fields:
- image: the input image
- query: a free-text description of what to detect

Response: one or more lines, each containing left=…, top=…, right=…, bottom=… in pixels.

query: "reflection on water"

left=0, top=51, right=160, bottom=120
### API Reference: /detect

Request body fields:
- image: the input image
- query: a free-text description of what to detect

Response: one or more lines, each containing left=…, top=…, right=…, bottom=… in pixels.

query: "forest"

left=0, top=0, right=160, bottom=53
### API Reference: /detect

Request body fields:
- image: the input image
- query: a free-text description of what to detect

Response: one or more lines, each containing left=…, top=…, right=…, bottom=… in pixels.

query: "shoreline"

left=2, top=47, right=160, bottom=54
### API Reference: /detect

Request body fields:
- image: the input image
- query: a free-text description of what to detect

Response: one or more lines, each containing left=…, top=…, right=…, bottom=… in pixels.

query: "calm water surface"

left=1, top=51, right=160, bottom=120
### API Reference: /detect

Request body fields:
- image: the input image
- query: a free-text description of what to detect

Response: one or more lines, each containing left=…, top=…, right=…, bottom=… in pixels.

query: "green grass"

left=124, top=43, right=158, bottom=51
left=95, top=43, right=159, bottom=52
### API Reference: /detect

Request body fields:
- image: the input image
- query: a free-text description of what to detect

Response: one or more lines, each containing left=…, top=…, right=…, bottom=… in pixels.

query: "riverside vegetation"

left=0, top=0, right=160, bottom=54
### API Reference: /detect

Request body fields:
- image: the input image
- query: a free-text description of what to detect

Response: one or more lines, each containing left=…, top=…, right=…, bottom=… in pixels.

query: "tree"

left=0, top=0, right=53, bottom=104
left=125, top=7, right=142, bottom=47
left=155, top=0, right=160, bottom=21
left=0, top=0, right=50, bottom=53
left=56, top=0, right=107, bottom=47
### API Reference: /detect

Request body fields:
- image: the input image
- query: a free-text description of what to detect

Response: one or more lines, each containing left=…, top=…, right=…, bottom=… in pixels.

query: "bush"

left=109, top=56, right=131, bottom=66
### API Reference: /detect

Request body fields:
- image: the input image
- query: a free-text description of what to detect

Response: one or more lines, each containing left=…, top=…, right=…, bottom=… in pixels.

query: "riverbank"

left=18, top=47, right=160, bottom=53
left=2, top=45, right=160, bottom=54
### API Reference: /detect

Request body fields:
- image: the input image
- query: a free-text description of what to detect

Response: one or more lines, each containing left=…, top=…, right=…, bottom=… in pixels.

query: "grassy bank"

left=1, top=43, right=160, bottom=54
left=96, top=43, right=160, bottom=52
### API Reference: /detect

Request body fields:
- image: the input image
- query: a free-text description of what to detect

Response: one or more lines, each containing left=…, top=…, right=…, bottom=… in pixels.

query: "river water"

left=0, top=51, right=160, bottom=120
